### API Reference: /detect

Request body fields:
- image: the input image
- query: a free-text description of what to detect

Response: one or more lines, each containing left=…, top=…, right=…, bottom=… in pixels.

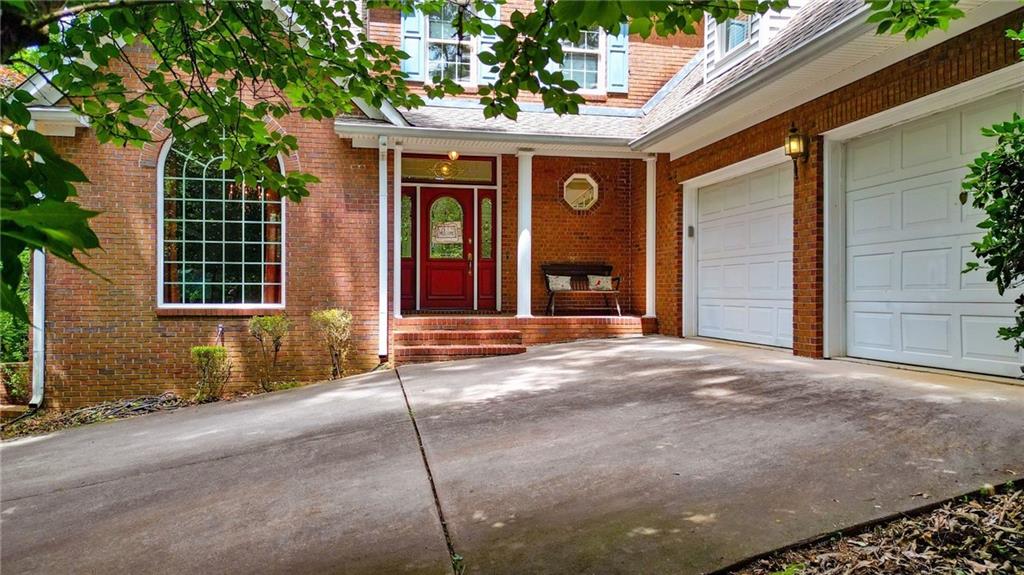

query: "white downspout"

left=30, top=249, right=45, bottom=408
left=378, top=136, right=389, bottom=358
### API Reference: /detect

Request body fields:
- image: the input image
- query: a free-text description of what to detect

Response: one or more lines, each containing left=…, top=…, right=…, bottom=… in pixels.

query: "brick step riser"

left=394, top=330, right=523, bottom=346
left=392, top=344, right=527, bottom=364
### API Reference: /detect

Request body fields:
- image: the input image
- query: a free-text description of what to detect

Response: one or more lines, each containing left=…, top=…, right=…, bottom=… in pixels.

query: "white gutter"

left=629, top=5, right=872, bottom=151
left=29, top=250, right=45, bottom=408
left=335, top=118, right=634, bottom=148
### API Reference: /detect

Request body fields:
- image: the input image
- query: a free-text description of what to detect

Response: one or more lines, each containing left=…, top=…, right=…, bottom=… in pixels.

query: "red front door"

left=420, top=189, right=474, bottom=309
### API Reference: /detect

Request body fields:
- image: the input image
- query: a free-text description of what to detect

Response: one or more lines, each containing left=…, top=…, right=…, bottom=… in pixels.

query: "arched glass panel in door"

left=429, top=196, right=464, bottom=259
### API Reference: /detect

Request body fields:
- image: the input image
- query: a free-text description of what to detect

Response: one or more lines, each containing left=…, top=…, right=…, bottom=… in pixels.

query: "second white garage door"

left=844, top=89, right=1024, bottom=377
left=697, top=163, right=793, bottom=348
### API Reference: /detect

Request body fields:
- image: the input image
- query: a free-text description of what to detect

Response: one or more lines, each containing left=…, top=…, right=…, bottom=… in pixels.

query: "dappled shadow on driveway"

left=398, top=336, right=1024, bottom=574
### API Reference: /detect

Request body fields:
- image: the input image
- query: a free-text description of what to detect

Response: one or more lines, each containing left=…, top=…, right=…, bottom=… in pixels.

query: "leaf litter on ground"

left=733, top=488, right=1024, bottom=575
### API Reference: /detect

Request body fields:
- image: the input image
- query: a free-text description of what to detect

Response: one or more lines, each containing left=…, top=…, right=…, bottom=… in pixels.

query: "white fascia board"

left=632, top=1, right=1016, bottom=156
left=334, top=118, right=634, bottom=149
left=28, top=107, right=90, bottom=137
left=630, top=5, right=872, bottom=152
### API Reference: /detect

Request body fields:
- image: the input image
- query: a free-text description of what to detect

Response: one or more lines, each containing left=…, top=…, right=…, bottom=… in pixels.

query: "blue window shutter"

left=606, top=25, right=629, bottom=93
left=477, top=3, right=501, bottom=84
left=401, top=9, right=424, bottom=82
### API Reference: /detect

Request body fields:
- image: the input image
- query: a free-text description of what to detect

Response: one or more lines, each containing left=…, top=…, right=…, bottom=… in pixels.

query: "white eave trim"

left=629, top=5, right=873, bottom=151
left=28, top=107, right=90, bottom=137
left=334, top=118, right=635, bottom=149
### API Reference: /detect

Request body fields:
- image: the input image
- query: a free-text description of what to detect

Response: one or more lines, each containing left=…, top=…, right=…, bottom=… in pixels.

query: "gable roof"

left=638, top=0, right=864, bottom=137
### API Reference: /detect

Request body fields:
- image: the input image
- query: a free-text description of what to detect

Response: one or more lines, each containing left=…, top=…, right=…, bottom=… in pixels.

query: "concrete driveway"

left=3, top=336, right=1023, bottom=574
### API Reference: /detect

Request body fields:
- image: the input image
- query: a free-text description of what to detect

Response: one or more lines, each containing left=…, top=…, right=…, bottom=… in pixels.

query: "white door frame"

left=821, top=62, right=1024, bottom=359
left=679, top=147, right=789, bottom=338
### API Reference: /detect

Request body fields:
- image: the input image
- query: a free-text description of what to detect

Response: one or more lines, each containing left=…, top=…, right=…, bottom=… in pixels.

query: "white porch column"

left=377, top=135, right=389, bottom=357
left=644, top=155, right=657, bottom=318
left=516, top=150, right=534, bottom=318
left=392, top=144, right=403, bottom=319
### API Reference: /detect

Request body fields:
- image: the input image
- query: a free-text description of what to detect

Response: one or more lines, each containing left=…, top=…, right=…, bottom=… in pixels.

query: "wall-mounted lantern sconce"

left=447, top=150, right=460, bottom=161
left=784, top=123, right=809, bottom=177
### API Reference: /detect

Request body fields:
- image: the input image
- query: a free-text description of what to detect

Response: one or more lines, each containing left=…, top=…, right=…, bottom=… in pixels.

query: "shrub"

left=190, top=346, right=231, bottom=402
left=0, top=251, right=30, bottom=363
left=961, top=112, right=1024, bottom=361
left=1, top=363, right=29, bottom=404
left=310, top=308, right=354, bottom=379
left=249, top=314, right=291, bottom=392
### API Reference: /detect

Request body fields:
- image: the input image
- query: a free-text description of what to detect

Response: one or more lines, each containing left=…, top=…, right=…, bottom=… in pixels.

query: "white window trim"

left=155, top=130, right=288, bottom=310
left=716, top=16, right=753, bottom=63
left=558, top=30, right=607, bottom=95
left=423, top=12, right=478, bottom=88
left=563, top=173, right=599, bottom=211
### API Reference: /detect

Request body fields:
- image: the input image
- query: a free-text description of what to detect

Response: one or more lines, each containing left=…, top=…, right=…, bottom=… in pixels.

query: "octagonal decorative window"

left=563, top=174, right=599, bottom=211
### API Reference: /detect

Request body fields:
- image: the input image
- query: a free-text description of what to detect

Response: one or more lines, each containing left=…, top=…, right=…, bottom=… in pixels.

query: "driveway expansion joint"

left=395, top=367, right=462, bottom=574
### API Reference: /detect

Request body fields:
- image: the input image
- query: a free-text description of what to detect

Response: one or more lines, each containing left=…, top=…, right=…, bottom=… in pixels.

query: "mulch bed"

left=733, top=487, right=1024, bottom=574
left=1, top=392, right=187, bottom=439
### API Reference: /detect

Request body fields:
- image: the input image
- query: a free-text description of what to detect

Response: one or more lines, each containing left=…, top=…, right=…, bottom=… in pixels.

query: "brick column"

left=792, top=136, right=824, bottom=357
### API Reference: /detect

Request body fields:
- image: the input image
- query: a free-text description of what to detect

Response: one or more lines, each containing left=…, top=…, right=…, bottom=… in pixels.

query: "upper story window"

left=159, top=136, right=284, bottom=308
left=559, top=30, right=604, bottom=91
left=401, top=7, right=629, bottom=94
left=426, top=4, right=472, bottom=83
left=720, top=14, right=752, bottom=56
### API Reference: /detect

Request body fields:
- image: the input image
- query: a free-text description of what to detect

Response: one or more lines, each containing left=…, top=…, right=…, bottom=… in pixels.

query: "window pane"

left=429, top=196, right=464, bottom=259
left=427, top=42, right=471, bottom=83
left=401, top=195, right=413, bottom=259
left=725, top=17, right=749, bottom=51
left=161, top=137, right=284, bottom=305
left=563, top=53, right=599, bottom=90
left=481, top=198, right=493, bottom=260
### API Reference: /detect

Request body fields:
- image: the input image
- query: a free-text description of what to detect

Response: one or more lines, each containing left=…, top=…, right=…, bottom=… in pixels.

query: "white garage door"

left=844, top=89, right=1024, bottom=377
left=697, top=163, right=793, bottom=348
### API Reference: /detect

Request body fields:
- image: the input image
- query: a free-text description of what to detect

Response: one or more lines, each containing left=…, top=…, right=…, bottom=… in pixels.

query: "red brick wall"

left=45, top=119, right=386, bottom=409
left=657, top=10, right=1024, bottom=356
left=500, top=155, right=642, bottom=315
left=367, top=3, right=700, bottom=109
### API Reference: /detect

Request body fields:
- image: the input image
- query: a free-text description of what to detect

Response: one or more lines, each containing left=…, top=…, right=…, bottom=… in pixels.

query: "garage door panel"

left=847, top=234, right=1007, bottom=304
left=698, top=163, right=793, bottom=348
left=961, top=91, right=1022, bottom=155
left=846, top=168, right=969, bottom=247
left=700, top=256, right=791, bottom=300
left=700, top=298, right=793, bottom=348
left=843, top=90, right=1023, bottom=377
left=900, top=113, right=956, bottom=169
left=846, top=301, right=1022, bottom=378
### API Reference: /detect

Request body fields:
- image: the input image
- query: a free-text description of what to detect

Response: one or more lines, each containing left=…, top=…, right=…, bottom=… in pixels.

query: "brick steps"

left=392, top=315, right=655, bottom=366
left=393, top=343, right=527, bottom=364
left=394, top=329, right=523, bottom=346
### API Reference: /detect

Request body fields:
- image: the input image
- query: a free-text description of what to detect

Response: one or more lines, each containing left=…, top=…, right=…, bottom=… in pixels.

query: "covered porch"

left=335, top=113, right=661, bottom=361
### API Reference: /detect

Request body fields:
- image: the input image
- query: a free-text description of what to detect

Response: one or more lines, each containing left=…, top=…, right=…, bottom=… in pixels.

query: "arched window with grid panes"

left=158, top=138, right=284, bottom=307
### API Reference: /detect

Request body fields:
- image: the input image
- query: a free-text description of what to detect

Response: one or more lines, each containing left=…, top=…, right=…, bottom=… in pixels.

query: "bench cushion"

left=547, top=275, right=573, bottom=291
left=587, top=275, right=615, bottom=291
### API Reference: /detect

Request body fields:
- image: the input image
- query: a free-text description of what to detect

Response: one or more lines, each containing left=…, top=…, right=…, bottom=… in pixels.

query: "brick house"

left=12, top=0, right=1024, bottom=409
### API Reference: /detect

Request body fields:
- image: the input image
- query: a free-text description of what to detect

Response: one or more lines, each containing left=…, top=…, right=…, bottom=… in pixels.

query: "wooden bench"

left=540, top=263, right=621, bottom=316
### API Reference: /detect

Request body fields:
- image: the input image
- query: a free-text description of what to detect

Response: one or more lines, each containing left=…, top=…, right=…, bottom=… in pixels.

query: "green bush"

left=960, top=25, right=1024, bottom=371
left=0, top=251, right=30, bottom=363
left=1, top=363, right=29, bottom=404
left=249, top=314, right=291, bottom=392
left=311, top=308, right=354, bottom=379
left=190, top=346, right=231, bottom=403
